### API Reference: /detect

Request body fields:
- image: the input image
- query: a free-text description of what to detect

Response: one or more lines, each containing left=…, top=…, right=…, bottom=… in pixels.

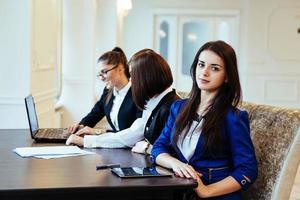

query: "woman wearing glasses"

left=67, top=47, right=141, bottom=134
left=66, top=49, right=180, bottom=150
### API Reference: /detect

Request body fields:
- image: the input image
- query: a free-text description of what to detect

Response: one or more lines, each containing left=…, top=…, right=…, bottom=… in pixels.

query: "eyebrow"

left=198, top=60, right=223, bottom=68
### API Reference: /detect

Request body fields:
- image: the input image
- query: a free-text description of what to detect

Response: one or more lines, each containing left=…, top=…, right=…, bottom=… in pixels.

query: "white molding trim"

left=31, top=50, right=56, bottom=71
left=34, top=89, right=57, bottom=103
left=63, top=77, right=91, bottom=85
left=244, top=68, right=300, bottom=76
left=264, top=79, right=298, bottom=102
left=37, top=108, right=54, bottom=117
left=152, top=8, right=240, bottom=16
left=31, top=0, right=61, bottom=72
left=0, top=97, right=24, bottom=105
left=0, top=90, right=57, bottom=105
left=267, top=6, right=300, bottom=62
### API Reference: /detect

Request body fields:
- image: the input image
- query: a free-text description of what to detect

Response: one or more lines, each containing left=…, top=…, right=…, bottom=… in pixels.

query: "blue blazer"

left=79, top=87, right=142, bottom=132
left=151, top=99, right=258, bottom=199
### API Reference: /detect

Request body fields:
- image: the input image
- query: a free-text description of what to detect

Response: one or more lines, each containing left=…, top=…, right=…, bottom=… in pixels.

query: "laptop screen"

left=25, top=95, right=39, bottom=137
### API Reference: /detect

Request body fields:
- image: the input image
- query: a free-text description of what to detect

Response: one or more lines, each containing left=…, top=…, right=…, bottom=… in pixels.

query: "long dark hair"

left=130, top=49, right=173, bottom=110
left=97, top=47, right=129, bottom=104
left=173, top=40, right=242, bottom=156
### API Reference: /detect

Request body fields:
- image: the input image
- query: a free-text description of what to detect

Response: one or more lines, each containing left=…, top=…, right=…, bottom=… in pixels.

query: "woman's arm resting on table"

left=156, top=153, right=201, bottom=181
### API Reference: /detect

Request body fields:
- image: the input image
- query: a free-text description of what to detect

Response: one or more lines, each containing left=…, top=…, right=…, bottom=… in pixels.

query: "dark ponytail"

left=98, top=47, right=130, bottom=79
left=112, top=47, right=130, bottom=79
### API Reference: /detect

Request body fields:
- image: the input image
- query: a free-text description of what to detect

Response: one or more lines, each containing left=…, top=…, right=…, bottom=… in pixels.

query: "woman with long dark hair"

left=152, top=41, right=257, bottom=199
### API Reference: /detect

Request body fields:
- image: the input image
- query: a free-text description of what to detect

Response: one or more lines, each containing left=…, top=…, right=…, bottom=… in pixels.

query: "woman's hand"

left=67, top=123, right=84, bottom=134
left=156, top=153, right=202, bottom=180
left=170, top=159, right=201, bottom=181
left=66, top=134, right=84, bottom=146
left=132, top=141, right=149, bottom=154
left=75, top=126, right=96, bottom=136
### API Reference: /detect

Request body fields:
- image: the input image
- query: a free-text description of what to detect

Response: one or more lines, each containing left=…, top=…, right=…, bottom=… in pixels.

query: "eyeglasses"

left=97, top=65, right=118, bottom=77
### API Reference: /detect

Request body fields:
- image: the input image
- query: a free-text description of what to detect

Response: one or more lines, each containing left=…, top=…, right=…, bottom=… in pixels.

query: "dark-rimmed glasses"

left=97, top=65, right=118, bottom=77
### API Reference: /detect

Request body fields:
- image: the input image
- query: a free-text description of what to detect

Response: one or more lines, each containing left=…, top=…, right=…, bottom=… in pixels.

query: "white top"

left=84, top=87, right=173, bottom=148
left=110, top=82, right=131, bottom=131
left=177, top=118, right=203, bottom=161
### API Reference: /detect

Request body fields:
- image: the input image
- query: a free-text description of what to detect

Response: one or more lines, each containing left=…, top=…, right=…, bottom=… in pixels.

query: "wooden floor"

left=290, top=163, right=300, bottom=200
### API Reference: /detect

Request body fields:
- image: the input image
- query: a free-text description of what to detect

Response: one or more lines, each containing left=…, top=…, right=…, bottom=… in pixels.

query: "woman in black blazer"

left=68, top=47, right=141, bottom=134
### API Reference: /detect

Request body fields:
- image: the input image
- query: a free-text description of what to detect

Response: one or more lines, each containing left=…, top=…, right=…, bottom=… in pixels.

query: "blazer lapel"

left=170, top=129, right=189, bottom=163
left=105, top=94, right=116, bottom=131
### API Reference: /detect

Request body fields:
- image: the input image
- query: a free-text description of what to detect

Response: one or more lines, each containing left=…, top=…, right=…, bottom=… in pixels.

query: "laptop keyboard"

left=37, top=129, right=70, bottom=139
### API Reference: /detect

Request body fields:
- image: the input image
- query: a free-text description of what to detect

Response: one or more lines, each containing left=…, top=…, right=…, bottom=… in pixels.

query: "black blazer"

left=144, top=89, right=181, bottom=144
left=80, top=87, right=142, bottom=132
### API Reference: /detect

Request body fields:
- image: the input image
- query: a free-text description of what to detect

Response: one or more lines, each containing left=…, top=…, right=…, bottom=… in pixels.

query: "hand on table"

left=132, top=141, right=149, bottom=154
left=66, top=134, right=84, bottom=146
left=66, top=126, right=96, bottom=146
left=170, top=159, right=202, bottom=181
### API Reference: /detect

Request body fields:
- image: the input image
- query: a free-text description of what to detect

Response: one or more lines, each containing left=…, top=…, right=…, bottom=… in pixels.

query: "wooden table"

left=0, top=129, right=197, bottom=200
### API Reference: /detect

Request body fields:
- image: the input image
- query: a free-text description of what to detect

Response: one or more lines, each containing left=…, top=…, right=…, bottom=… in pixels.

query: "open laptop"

left=25, top=95, right=71, bottom=143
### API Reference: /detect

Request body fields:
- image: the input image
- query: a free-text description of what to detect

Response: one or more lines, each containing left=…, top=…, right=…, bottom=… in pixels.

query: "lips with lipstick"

left=199, top=78, right=209, bottom=84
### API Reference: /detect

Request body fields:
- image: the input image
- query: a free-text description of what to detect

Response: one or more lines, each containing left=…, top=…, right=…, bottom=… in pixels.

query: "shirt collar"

left=113, top=81, right=131, bottom=97
left=145, top=87, right=173, bottom=111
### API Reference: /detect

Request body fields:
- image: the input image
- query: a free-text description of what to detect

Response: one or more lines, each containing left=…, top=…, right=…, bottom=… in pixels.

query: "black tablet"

left=111, top=166, right=173, bottom=178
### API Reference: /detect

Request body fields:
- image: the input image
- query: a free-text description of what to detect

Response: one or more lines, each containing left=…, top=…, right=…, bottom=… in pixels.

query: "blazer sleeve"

left=226, top=110, right=258, bottom=190
left=79, top=89, right=107, bottom=127
left=151, top=101, right=180, bottom=163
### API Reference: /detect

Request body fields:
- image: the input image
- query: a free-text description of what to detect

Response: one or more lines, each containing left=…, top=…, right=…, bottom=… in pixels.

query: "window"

left=159, top=21, right=169, bottom=61
left=154, top=10, right=239, bottom=92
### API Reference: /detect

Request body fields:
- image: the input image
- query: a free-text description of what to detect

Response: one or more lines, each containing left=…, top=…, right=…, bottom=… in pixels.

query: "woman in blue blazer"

left=151, top=41, right=258, bottom=199
left=68, top=47, right=141, bottom=133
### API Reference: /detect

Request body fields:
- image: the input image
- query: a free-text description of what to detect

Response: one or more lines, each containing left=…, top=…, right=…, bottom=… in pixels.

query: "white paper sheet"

left=34, top=150, right=95, bottom=159
left=13, top=146, right=95, bottom=158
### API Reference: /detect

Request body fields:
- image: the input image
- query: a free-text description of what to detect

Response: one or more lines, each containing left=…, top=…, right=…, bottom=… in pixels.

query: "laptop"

left=24, top=95, right=71, bottom=143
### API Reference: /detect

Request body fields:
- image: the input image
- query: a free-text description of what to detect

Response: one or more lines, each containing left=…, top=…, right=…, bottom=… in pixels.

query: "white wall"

left=59, top=0, right=125, bottom=127
left=94, top=0, right=118, bottom=98
left=0, top=0, right=123, bottom=129
left=243, top=0, right=300, bottom=108
left=30, top=0, right=62, bottom=128
left=95, top=0, right=118, bottom=54
left=58, top=0, right=97, bottom=126
left=0, top=0, right=31, bottom=128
